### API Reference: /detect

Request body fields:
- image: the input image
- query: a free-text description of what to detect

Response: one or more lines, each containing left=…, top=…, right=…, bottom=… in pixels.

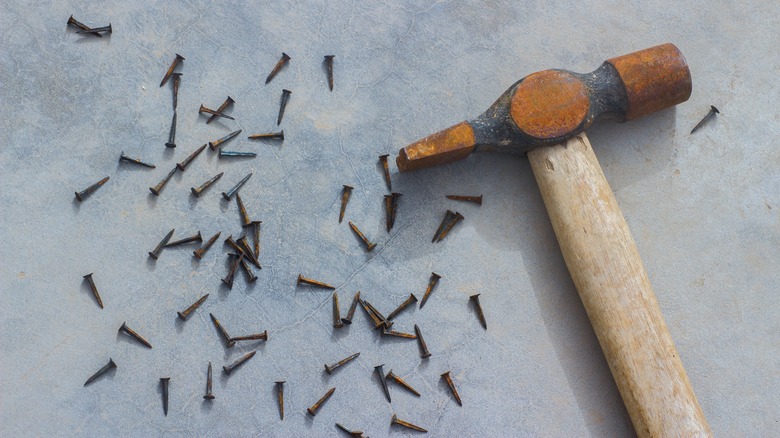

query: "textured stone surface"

left=1, top=1, right=778, bottom=436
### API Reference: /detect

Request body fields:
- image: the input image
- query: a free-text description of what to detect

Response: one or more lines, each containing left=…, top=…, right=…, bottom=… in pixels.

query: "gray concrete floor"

left=1, top=1, right=778, bottom=436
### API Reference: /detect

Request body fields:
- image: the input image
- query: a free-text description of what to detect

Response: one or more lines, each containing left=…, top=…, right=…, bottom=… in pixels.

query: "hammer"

left=396, top=44, right=710, bottom=437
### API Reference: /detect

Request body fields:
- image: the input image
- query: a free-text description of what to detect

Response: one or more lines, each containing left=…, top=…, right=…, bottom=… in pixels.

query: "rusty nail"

left=307, top=387, right=336, bottom=416
left=359, top=298, right=383, bottom=328
left=229, top=330, right=267, bottom=342
left=247, top=131, right=284, bottom=141
left=324, top=352, right=360, bottom=374
left=82, top=273, right=104, bottom=309
left=199, top=104, right=235, bottom=120
left=386, top=369, right=421, bottom=396
left=84, top=358, right=116, bottom=386
left=277, top=89, right=292, bottom=126
left=348, top=221, right=377, bottom=251
left=375, top=364, right=391, bottom=402
left=265, top=53, right=290, bottom=84
left=332, top=291, right=344, bottom=328
left=165, top=111, right=177, bottom=148
left=387, top=294, right=418, bottom=320
left=414, top=324, right=432, bottom=358
left=441, top=371, right=462, bottom=406
left=432, top=210, right=454, bottom=242
left=335, top=423, right=364, bottom=437
left=420, top=272, right=441, bottom=308
left=297, top=274, right=335, bottom=290
left=160, top=54, right=184, bottom=87
left=235, top=193, right=252, bottom=228
left=238, top=257, right=258, bottom=283
left=77, top=23, right=111, bottom=34
left=437, top=211, right=464, bottom=242
left=210, top=313, right=235, bottom=348
left=391, top=414, right=427, bottom=433
left=120, top=152, right=155, bottom=168
left=191, top=172, right=224, bottom=197
left=363, top=300, right=392, bottom=330
left=67, top=15, right=102, bottom=37
left=222, top=173, right=252, bottom=200
left=203, top=362, right=215, bottom=400
left=223, top=351, right=256, bottom=375
left=75, top=176, right=109, bottom=202
left=119, top=322, right=152, bottom=348
left=171, top=73, right=181, bottom=110
left=222, top=252, right=244, bottom=288
left=339, top=185, right=353, bottom=223
left=690, top=105, right=720, bottom=134
left=149, top=167, right=177, bottom=196
left=382, top=328, right=417, bottom=339
left=324, top=55, right=335, bottom=91
left=224, top=235, right=259, bottom=268
left=176, top=143, right=207, bottom=171
left=250, top=221, right=262, bottom=258
left=148, top=228, right=175, bottom=259
left=208, top=129, right=242, bottom=150
left=160, top=377, right=170, bottom=416
left=342, top=291, right=360, bottom=324
left=384, top=195, right=393, bottom=232
left=275, top=381, right=285, bottom=420
left=470, top=294, right=487, bottom=329
left=446, top=194, right=482, bottom=205
left=206, top=96, right=235, bottom=124
left=177, top=293, right=209, bottom=320
left=378, top=154, right=391, bottom=191
left=193, top=231, right=221, bottom=259
left=236, top=235, right=261, bottom=268
left=165, top=231, right=202, bottom=247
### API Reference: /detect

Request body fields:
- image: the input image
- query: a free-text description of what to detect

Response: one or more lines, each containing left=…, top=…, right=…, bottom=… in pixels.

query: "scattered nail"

left=387, top=294, right=418, bottom=320
left=193, top=231, right=221, bottom=259
left=210, top=313, right=236, bottom=348
left=235, top=193, right=252, bottom=228
left=148, top=228, right=175, bottom=259
left=359, top=298, right=384, bottom=328
left=223, top=350, right=256, bottom=375
left=82, top=273, right=104, bottom=309
left=206, top=96, right=235, bottom=124
left=177, top=294, right=209, bottom=320
left=348, top=221, right=377, bottom=251
left=203, top=362, right=215, bottom=400
left=67, top=15, right=102, bottom=37
left=437, top=211, right=464, bottom=242
left=250, top=221, right=262, bottom=258
left=342, top=291, right=360, bottom=324
left=191, top=172, right=224, bottom=197
left=277, top=89, right=291, bottom=126
left=236, top=235, right=261, bottom=268
left=265, top=53, right=291, bottom=84
left=119, top=322, right=152, bottom=348
left=379, top=154, right=391, bottom=191
left=363, top=301, right=392, bottom=329
left=84, top=358, right=116, bottom=386
left=386, top=369, right=421, bottom=396
left=164, top=112, right=178, bottom=148
left=324, top=55, right=335, bottom=91
left=391, top=414, right=427, bottom=433
left=382, top=329, right=416, bottom=339
left=335, top=423, right=364, bottom=437
left=432, top=210, right=454, bottom=242
left=160, top=54, right=184, bottom=87
left=75, top=176, right=109, bottom=202
left=441, top=371, right=462, bottom=406
left=165, top=231, right=202, bottom=247
left=219, top=149, right=257, bottom=158
left=247, top=131, right=284, bottom=141
left=224, top=235, right=260, bottom=268
left=171, top=73, right=181, bottom=110
left=160, top=377, right=170, bottom=416
left=690, top=105, right=720, bottom=134
left=222, top=252, right=244, bottom=289
left=238, top=257, right=258, bottom=283
left=149, top=167, right=178, bottom=196
left=275, top=381, right=286, bottom=420
left=119, top=152, right=156, bottom=168
left=339, top=185, right=353, bottom=223
left=414, top=324, right=432, bottom=358
left=470, top=294, right=487, bottom=329
left=420, top=272, right=441, bottom=308
left=208, top=129, right=242, bottom=150
left=222, top=173, right=252, bottom=200
left=229, top=330, right=267, bottom=342
left=297, top=274, right=335, bottom=290
left=307, top=387, right=336, bottom=416
left=375, top=364, right=391, bottom=402
left=199, top=104, right=235, bottom=120
left=176, top=144, right=207, bottom=170
left=385, top=192, right=402, bottom=232
left=332, top=291, right=344, bottom=328
left=325, top=352, right=360, bottom=375
left=77, top=23, right=111, bottom=34
left=446, top=194, right=483, bottom=205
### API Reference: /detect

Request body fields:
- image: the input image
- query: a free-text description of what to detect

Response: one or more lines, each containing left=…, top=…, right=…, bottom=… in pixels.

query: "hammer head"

left=397, top=43, right=691, bottom=171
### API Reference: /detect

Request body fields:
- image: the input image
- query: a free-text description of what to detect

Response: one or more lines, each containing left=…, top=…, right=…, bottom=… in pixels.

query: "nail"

left=265, top=53, right=290, bottom=84
left=470, top=294, right=487, bottom=329
left=229, top=330, right=267, bottom=342
left=193, top=231, right=221, bottom=259
left=148, top=228, right=175, bottom=259
left=379, top=154, right=391, bottom=191
left=84, top=358, right=116, bottom=386
left=67, top=15, right=102, bottom=37
left=191, top=172, right=224, bottom=197
left=223, top=350, right=256, bottom=375
left=324, top=352, right=360, bottom=375
left=77, top=23, right=111, bottom=34
left=437, top=211, right=464, bottom=242
left=75, top=176, right=109, bottom=202
left=359, top=298, right=383, bottom=328
left=199, top=104, right=235, bottom=120
left=119, top=322, right=152, bottom=348
left=432, top=210, right=454, bottom=242
left=250, top=221, right=262, bottom=257
left=238, top=256, right=258, bottom=283
left=441, top=371, right=462, bottom=406
left=222, top=173, right=252, bottom=200
left=219, top=149, right=257, bottom=158
left=236, top=235, right=261, bottom=268
left=382, top=329, right=416, bottom=339
left=160, top=377, right=170, bottom=416
left=203, top=362, right=215, bottom=400
left=390, top=192, right=402, bottom=229
left=348, top=221, right=377, bottom=251
left=165, top=231, right=202, bottom=247
left=446, top=195, right=482, bottom=205
left=324, top=55, right=335, bottom=91
left=160, top=54, right=185, bottom=87
left=375, top=364, right=391, bottom=402
left=222, top=252, right=244, bottom=289
left=82, top=273, right=104, bottom=309
left=387, top=294, right=418, bottom=320
left=420, top=272, right=441, bottom=308
left=277, top=89, right=291, bottom=125
left=364, top=300, right=393, bottom=330
left=332, top=292, right=344, bottom=328
left=208, top=129, right=242, bottom=150
left=339, top=185, right=353, bottom=223
left=335, top=423, right=364, bottom=437
left=224, top=235, right=247, bottom=260
left=275, top=381, right=285, bottom=420
left=307, top=387, right=336, bottom=416
left=247, top=131, right=284, bottom=141
left=391, top=414, right=427, bottom=433
left=384, top=195, right=393, bottom=232
left=171, top=73, right=181, bottom=110
left=234, top=193, right=252, bottom=228
left=119, top=152, right=155, bottom=168
left=690, top=105, right=720, bottom=134
left=342, top=291, right=360, bottom=324
left=149, top=167, right=177, bottom=196
left=297, top=274, right=335, bottom=290
left=165, top=111, right=178, bottom=148
left=210, top=313, right=236, bottom=348
left=177, top=294, right=209, bottom=320
left=206, top=96, right=235, bottom=124
left=414, top=324, right=432, bottom=358
left=386, top=369, right=421, bottom=396
left=176, top=143, right=207, bottom=171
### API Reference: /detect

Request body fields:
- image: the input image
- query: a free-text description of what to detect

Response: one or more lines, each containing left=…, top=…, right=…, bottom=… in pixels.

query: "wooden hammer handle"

left=527, top=134, right=710, bottom=437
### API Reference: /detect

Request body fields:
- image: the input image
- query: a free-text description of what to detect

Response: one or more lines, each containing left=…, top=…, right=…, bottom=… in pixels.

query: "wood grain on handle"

left=527, top=134, right=710, bottom=437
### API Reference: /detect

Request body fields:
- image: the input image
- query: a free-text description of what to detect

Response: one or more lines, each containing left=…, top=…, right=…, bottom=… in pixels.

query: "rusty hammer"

left=396, top=43, right=709, bottom=437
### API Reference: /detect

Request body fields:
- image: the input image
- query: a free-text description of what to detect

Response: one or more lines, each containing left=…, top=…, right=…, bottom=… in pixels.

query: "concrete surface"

left=1, top=1, right=778, bottom=436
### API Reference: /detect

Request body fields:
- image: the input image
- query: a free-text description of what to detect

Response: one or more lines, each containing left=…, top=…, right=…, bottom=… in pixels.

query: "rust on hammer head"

left=396, top=121, right=475, bottom=172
